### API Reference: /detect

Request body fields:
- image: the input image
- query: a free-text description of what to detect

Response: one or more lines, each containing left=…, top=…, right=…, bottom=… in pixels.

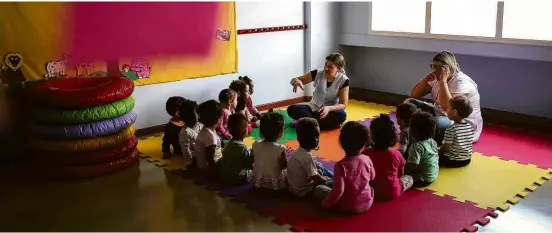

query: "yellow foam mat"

left=344, top=100, right=396, bottom=122
left=418, top=153, right=551, bottom=211
left=244, top=137, right=256, bottom=148
left=137, top=134, right=188, bottom=172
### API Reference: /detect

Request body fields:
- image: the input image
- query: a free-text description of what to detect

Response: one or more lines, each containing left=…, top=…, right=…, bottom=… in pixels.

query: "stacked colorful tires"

left=27, top=76, right=139, bottom=180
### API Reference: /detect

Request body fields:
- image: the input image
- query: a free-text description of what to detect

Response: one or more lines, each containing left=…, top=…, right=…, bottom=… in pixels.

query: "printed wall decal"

left=216, top=28, right=231, bottom=41
left=45, top=53, right=68, bottom=79
left=1, top=52, right=26, bottom=84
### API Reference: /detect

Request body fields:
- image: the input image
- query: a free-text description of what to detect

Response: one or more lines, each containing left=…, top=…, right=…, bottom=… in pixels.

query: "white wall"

left=305, top=2, right=341, bottom=96
left=340, top=2, right=552, bottom=62
left=132, top=2, right=305, bottom=129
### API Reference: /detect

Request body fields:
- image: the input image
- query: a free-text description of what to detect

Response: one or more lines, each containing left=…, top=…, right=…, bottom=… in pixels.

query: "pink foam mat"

left=259, top=189, right=497, bottom=232
left=474, top=124, right=552, bottom=169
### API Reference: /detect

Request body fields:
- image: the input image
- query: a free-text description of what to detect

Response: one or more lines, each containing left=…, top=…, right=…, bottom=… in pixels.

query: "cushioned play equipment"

left=344, top=100, right=396, bottom=122
left=249, top=109, right=297, bottom=143
left=33, top=111, right=138, bottom=139
left=52, top=149, right=139, bottom=180
left=35, top=136, right=138, bottom=165
left=31, top=96, right=135, bottom=124
left=31, top=124, right=136, bottom=153
left=474, top=124, right=552, bottom=169
left=27, top=76, right=134, bottom=109
left=417, top=152, right=551, bottom=211
left=259, top=189, right=496, bottom=232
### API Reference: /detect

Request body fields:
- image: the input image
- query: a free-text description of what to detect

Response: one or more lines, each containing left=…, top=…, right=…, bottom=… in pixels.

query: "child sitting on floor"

left=405, top=111, right=439, bottom=187
left=250, top=112, right=288, bottom=190
left=439, top=96, right=475, bottom=168
left=194, top=100, right=224, bottom=176
left=396, top=103, right=418, bottom=159
left=322, top=121, right=375, bottom=214
left=217, top=89, right=238, bottom=141
left=239, top=76, right=263, bottom=120
left=217, top=113, right=254, bottom=185
left=287, top=118, right=334, bottom=199
left=162, top=96, right=186, bottom=159
left=178, top=100, right=203, bottom=166
left=229, top=79, right=259, bottom=128
left=364, top=114, right=413, bottom=201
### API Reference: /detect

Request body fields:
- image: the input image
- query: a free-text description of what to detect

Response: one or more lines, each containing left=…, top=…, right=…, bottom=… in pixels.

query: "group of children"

left=160, top=74, right=476, bottom=214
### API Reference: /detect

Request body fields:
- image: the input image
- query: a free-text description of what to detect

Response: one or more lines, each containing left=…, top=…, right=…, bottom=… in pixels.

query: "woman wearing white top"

left=408, top=51, right=483, bottom=143
left=288, top=53, right=350, bottom=130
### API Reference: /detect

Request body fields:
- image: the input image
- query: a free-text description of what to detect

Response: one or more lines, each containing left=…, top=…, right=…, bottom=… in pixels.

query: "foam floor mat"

left=137, top=134, right=188, bottom=172
left=259, top=189, right=497, bottom=232
left=418, top=152, right=551, bottom=212
left=474, top=124, right=552, bottom=170
left=344, top=100, right=396, bottom=122
left=137, top=136, right=497, bottom=232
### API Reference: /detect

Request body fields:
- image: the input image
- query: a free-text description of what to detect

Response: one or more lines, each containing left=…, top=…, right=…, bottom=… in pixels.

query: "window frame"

left=368, top=1, right=552, bottom=47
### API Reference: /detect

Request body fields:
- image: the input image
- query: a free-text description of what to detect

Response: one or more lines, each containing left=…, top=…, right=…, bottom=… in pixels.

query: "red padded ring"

left=28, top=76, right=135, bottom=109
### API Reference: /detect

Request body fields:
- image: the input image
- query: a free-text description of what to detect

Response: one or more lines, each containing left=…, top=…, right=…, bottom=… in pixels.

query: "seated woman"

left=406, top=51, right=483, bottom=143
left=287, top=53, right=349, bottom=131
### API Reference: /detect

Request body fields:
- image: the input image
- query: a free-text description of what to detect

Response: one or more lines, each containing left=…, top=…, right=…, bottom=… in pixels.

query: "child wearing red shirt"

left=364, top=114, right=413, bottom=201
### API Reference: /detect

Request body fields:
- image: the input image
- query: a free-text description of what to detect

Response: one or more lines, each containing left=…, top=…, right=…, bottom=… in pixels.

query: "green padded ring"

left=32, top=96, right=135, bottom=124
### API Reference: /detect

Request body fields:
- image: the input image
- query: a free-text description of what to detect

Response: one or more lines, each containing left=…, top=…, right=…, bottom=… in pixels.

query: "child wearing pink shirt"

left=322, top=121, right=376, bottom=214
left=364, top=114, right=413, bottom=201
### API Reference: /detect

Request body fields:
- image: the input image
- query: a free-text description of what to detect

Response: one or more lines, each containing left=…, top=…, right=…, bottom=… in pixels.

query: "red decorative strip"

left=237, top=25, right=307, bottom=35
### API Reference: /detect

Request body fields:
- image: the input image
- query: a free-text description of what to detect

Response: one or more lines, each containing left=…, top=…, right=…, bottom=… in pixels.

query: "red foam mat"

left=475, top=124, right=552, bottom=169
left=259, top=189, right=497, bottom=232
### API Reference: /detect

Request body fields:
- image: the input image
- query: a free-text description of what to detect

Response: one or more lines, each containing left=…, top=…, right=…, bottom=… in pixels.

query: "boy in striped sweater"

left=439, top=95, right=475, bottom=168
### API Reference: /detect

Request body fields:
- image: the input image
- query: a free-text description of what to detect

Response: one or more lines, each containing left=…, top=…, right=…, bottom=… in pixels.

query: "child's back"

left=251, top=141, right=287, bottom=190
left=218, top=114, right=253, bottom=185
left=408, top=138, right=439, bottom=183
left=365, top=148, right=405, bottom=200
left=195, top=126, right=223, bottom=170
left=324, top=154, right=375, bottom=212
left=323, top=121, right=375, bottom=214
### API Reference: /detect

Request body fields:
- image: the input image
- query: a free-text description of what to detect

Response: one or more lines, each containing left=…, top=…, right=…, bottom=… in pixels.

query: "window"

left=431, top=1, right=497, bottom=37
left=502, top=1, right=552, bottom=41
left=369, top=1, right=552, bottom=44
left=371, top=1, right=426, bottom=33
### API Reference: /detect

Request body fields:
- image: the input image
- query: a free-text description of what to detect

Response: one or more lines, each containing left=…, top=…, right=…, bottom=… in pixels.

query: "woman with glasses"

left=406, top=51, right=483, bottom=143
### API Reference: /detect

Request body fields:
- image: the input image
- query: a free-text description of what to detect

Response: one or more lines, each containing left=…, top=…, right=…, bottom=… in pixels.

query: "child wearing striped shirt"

left=439, top=96, right=475, bottom=168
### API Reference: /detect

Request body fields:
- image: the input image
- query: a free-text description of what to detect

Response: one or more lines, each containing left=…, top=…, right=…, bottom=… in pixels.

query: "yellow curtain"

left=0, top=2, right=237, bottom=86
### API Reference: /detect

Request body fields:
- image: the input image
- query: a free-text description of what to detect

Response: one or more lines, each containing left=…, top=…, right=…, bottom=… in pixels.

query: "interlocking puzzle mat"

left=344, top=100, right=396, bottom=122
left=248, top=109, right=296, bottom=143
left=418, top=153, right=551, bottom=211
left=474, top=124, right=552, bottom=169
left=284, top=129, right=343, bottom=162
left=259, top=189, right=497, bottom=232
left=137, top=134, right=496, bottom=232
left=137, top=134, right=188, bottom=172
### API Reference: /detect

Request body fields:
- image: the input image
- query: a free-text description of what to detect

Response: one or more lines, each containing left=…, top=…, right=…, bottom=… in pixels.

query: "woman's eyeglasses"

left=430, top=64, right=448, bottom=70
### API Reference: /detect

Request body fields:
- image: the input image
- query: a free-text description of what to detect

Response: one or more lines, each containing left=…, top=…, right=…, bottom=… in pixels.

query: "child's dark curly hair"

left=260, top=112, right=285, bottom=142
left=198, top=100, right=223, bottom=127
left=396, top=103, right=417, bottom=127
left=450, top=95, right=473, bottom=118
left=229, top=80, right=248, bottom=97
left=239, top=76, right=254, bottom=94
left=218, top=89, right=237, bottom=105
left=409, top=111, right=436, bottom=141
left=179, top=100, right=199, bottom=128
left=340, top=121, right=370, bottom=156
left=417, top=103, right=437, bottom=117
left=166, top=96, right=187, bottom=117
left=296, top=118, right=320, bottom=150
left=370, top=114, right=398, bottom=150
left=228, top=113, right=249, bottom=140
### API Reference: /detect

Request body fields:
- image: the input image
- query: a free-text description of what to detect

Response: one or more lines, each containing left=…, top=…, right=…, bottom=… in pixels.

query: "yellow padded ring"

left=32, top=125, right=136, bottom=153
